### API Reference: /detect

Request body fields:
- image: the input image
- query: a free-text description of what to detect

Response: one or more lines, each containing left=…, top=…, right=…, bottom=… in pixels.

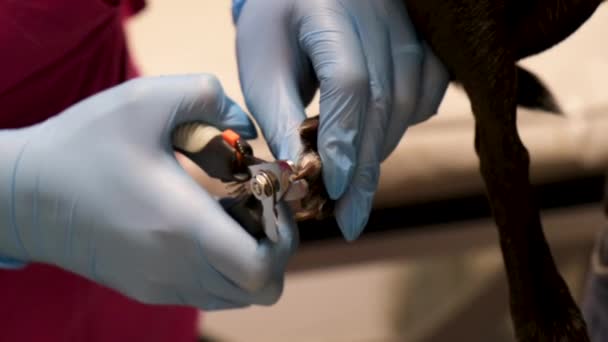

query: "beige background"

left=124, top=2, right=608, bottom=341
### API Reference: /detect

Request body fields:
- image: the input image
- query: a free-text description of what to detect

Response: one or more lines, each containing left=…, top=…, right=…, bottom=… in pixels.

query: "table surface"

left=201, top=202, right=603, bottom=341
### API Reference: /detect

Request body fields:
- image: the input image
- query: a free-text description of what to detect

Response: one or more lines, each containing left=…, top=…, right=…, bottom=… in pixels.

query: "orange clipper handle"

left=172, top=123, right=252, bottom=182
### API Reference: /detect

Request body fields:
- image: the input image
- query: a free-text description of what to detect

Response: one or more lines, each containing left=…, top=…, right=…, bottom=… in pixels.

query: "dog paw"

left=292, top=116, right=334, bottom=221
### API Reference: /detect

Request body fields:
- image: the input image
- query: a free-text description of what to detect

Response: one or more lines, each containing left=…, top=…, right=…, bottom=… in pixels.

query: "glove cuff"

left=231, top=0, right=247, bottom=24
left=0, top=255, right=27, bottom=270
left=0, top=128, right=34, bottom=269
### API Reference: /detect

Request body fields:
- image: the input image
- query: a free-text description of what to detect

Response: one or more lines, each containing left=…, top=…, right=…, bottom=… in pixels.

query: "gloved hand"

left=235, top=0, right=450, bottom=241
left=0, top=74, right=298, bottom=310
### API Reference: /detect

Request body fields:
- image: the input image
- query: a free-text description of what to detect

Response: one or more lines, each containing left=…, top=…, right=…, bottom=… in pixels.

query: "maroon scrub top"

left=0, top=1, right=199, bottom=341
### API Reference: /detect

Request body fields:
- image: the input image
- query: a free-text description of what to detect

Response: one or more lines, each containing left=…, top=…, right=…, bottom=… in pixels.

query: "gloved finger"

left=325, top=5, right=394, bottom=240
left=143, top=284, right=249, bottom=310
left=259, top=201, right=300, bottom=272
left=334, top=44, right=449, bottom=241
left=200, top=297, right=249, bottom=311
left=296, top=0, right=370, bottom=199
left=207, top=202, right=299, bottom=305
left=117, top=74, right=257, bottom=144
left=178, top=288, right=251, bottom=311
left=194, top=253, right=280, bottom=307
left=192, top=250, right=289, bottom=308
left=154, top=164, right=294, bottom=299
left=408, top=43, right=450, bottom=126
left=334, top=149, right=383, bottom=242
left=236, top=1, right=309, bottom=161
left=195, top=203, right=297, bottom=307
left=381, top=3, right=424, bottom=160
left=160, top=74, right=257, bottom=139
left=242, top=202, right=299, bottom=306
left=203, top=274, right=284, bottom=308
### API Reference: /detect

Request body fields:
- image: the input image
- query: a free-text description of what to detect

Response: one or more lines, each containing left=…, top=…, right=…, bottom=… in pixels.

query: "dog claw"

left=289, top=115, right=336, bottom=221
left=295, top=209, right=319, bottom=221
left=298, top=116, right=320, bottom=152
left=293, top=153, right=322, bottom=182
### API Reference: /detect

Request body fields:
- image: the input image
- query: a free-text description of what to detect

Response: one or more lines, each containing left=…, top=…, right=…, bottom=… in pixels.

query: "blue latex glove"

left=235, top=0, right=450, bottom=241
left=0, top=74, right=298, bottom=310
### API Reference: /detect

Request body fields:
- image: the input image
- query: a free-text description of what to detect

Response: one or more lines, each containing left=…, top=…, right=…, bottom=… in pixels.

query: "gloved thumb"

left=235, top=4, right=312, bottom=162
left=159, top=74, right=257, bottom=139
left=115, top=74, right=258, bottom=144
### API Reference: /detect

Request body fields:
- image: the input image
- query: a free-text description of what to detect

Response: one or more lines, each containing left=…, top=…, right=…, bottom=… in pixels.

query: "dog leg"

left=403, top=2, right=590, bottom=337
left=466, top=59, right=589, bottom=341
